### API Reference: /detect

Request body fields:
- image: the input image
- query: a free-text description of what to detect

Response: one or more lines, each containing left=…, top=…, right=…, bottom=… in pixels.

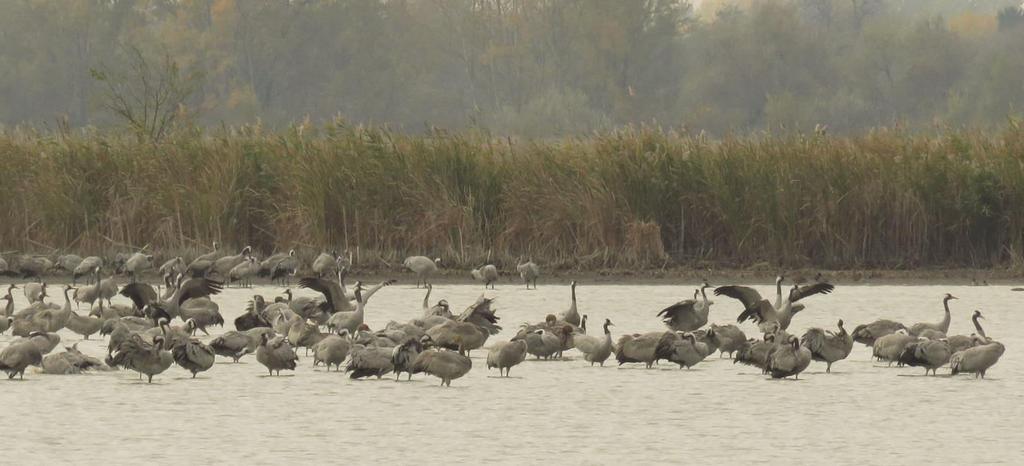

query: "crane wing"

left=788, top=283, right=835, bottom=303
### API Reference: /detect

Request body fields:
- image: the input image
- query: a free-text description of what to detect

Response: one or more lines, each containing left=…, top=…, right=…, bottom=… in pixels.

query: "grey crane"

left=734, top=334, right=776, bottom=371
left=234, top=295, right=272, bottom=331
left=17, top=256, right=53, bottom=279
left=516, top=259, right=539, bottom=289
left=470, top=264, right=499, bottom=289
left=950, top=336, right=1005, bottom=378
left=54, top=254, right=83, bottom=275
left=72, top=267, right=103, bottom=309
left=41, top=344, right=106, bottom=374
left=270, top=250, right=300, bottom=285
left=772, top=275, right=785, bottom=309
left=898, top=338, right=952, bottom=375
left=0, top=335, right=43, bottom=379
left=0, top=315, right=12, bottom=335
left=119, top=277, right=223, bottom=324
left=852, top=319, right=907, bottom=346
left=256, top=333, right=298, bottom=376
left=0, top=285, right=14, bottom=317
left=36, top=284, right=76, bottom=333
left=228, top=256, right=259, bottom=287
left=558, top=281, right=582, bottom=326
left=323, top=279, right=397, bottom=333
left=211, top=246, right=252, bottom=280
left=312, top=329, right=352, bottom=372
left=312, top=251, right=340, bottom=278
left=655, top=331, right=709, bottom=369
left=97, top=272, right=119, bottom=306
left=658, top=282, right=713, bottom=332
left=615, top=332, right=665, bottom=368
left=948, top=310, right=987, bottom=353
left=186, top=242, right=221, bottom=277
left=715, top=282, right=834, bottom=331
left=11, top=331, right=62, bottom=355
left=106, top=334, right=174, bottom=383
left=404, top=256, right=441, bottom=288
left=391, top=336, right=426, bottom=380
left=210, top=327, right=274, bottom=362
left=766, top=335, right=812, bottom=379
left=287, top=317, right=327, bottom=355
left=346, top=342, right=394, bottom=379
left=708, top=323, right=747, bottom=358
left=420, top=285, right=452, bottom=319
left=123, top=253, right=154, bottom=283
left=573, top=318, right=614, bottom=366
left=65, top=305, right=103, bottom=340
left=486, top=335, right=529, bottom=376
left=171, top=337, right=216, bottom=378
left=256, top=250, right=289, bottom=278
left=518, top=328, right=564, bottom=360
left=24, top=282, right=46, bottom=304
left=411, top=349, right=472, bottom=387
left=72, top=256, right=104, bottom=284
left=425, top=296, right=501, bottom=356
left=872, top=329, right=917, bottom=366
left=299, top=270, right=359, bottom=316
left=158, top=256, right=186, bottom=278
left=908, top=294, right=956, bottom=336
left=800, top=319, right=853, bottom=373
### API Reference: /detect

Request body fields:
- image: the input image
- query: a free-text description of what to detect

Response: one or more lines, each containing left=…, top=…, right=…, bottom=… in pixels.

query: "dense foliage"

left=1, top=0, right=1023, bottom=136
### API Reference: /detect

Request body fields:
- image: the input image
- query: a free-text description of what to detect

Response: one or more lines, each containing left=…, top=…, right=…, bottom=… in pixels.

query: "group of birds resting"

left=649, top=279, right=1004, bottom=379
left=0, top=245, right=1008, bottom=386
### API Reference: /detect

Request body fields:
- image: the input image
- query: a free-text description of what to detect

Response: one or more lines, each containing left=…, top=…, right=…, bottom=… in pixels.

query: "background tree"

left=0, top=0, right=1020, bottom=137
left=91, top=46, right=204, bottom=142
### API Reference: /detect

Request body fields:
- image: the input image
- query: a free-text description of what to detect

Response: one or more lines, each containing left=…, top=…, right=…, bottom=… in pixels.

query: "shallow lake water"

left=2, top=281, right=1020, bottom=464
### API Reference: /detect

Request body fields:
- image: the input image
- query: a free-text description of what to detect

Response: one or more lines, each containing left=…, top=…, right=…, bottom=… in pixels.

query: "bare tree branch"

left=90, top=45, right=203, bottom=143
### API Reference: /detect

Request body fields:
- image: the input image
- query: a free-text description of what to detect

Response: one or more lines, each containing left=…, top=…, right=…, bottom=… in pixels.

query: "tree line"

left=1, top=0, right=1023, bottom=138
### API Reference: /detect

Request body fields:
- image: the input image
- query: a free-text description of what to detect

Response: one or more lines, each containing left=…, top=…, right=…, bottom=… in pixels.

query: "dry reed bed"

left=2, top=123, right=1023, bottom=271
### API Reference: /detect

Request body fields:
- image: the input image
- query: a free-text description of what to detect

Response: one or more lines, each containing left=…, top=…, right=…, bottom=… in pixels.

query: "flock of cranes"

left=0, top=246, right=1008, bottom=386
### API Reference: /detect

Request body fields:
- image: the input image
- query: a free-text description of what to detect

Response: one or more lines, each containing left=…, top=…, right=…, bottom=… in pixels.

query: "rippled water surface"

left=3, top=281, right=1021, bottom=464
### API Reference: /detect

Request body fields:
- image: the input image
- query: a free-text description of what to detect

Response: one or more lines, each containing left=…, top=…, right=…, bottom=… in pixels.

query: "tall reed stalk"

left=2, top=122, right=1022, bottom=270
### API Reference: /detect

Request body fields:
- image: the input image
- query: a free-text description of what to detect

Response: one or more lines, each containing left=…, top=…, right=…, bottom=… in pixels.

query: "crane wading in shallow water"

left=516, top=259, right=539, bottom=289
left=0, top=254, right=1011, bottom=384
left=404, top=256, right=441, bottom=288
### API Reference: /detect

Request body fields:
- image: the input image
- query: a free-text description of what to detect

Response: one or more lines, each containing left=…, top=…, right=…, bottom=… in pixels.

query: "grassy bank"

left=3, top=122, right=1024, bottom=271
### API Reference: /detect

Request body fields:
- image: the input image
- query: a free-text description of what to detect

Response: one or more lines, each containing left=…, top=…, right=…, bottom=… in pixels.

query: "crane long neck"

left=940, top=299, right=952, bottom=331
left=422, top=287, right=431, bottom=309
left=571, top=284, right=576, bottom=303
left=973, top=315, right=987, bottom=339
left=603, top=322, right=610, bottom=335
left=700, top=286, right=708, bottom=303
